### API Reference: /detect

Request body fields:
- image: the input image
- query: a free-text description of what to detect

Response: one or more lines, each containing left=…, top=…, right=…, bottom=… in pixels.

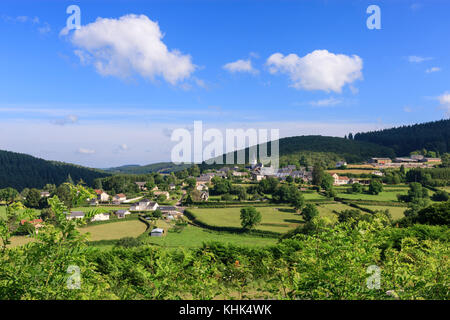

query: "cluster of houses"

left=250, top=163, right=313, bottom=182
left=66, top=200, right=183, bottom=222
left=369, top=156, right=441, bottom=168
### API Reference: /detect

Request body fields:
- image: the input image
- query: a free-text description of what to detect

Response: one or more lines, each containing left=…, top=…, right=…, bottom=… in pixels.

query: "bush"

left=115, top=237, right=142, bottom=248
left=431, top=190, right=449, bottom=202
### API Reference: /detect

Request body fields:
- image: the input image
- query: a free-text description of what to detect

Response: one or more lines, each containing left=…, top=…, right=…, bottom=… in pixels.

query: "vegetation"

left=0, top=149, right=109, bottom=190
left=354, top=119, right=450, bottom=156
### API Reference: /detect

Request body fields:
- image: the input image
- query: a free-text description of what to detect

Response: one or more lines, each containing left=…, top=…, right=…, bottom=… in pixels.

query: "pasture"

left=80, top=219, right=147, bottom=241
left=359, top=205, right=406, bottom=220
left=188, top=206, right=302, bottom=233
left=145, top=224, right=277, bottom=248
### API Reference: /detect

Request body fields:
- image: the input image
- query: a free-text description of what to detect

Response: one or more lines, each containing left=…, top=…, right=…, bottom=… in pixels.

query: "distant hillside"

left=0, top=150, right=109, bottom=191
left=204, top=135, right=396, bottom=168
left=104, top=162, right=192, bottom=174
left=354, top=119, right=450, bottom=156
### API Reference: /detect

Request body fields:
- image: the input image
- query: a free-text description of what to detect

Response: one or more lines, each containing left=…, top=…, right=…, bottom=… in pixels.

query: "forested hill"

left=0, top=150, right=109, bottom=190
left=205, top=135, right=396, bottom=167
left=104, top=162, right=192, bottom=174
left=354, top=119, right=450, bottom=156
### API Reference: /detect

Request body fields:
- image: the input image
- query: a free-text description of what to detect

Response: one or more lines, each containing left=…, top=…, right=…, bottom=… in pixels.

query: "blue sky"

left=0, top=0, right=449, bottom=167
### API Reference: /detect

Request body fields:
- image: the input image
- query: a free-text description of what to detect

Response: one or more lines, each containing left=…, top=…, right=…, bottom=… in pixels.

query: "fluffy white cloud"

left=67, top=14, right=196, bottom=84
left=223, top=59, right=257, bottom=74
left=426, top=67, right=441, bottom=73
left=266, top=50, right=363, bottom=93
left=408, top=55, right=432, bottom=63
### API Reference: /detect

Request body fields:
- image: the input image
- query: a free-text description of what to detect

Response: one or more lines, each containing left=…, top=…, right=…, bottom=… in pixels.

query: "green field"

left=336, top=190, right=407, bottom=201
left=81, top=220, right=147, bottom=241
left=359, top=205, right=406, bottom=220
left=314, top=202, right=357, bottom=219
left=188, top=203, right=355, bottom=233
left=189, top=206, right=302, bottom=233
left=302, top=192, right=328, bottom=200
left=144, top=224, right=277, bottom=248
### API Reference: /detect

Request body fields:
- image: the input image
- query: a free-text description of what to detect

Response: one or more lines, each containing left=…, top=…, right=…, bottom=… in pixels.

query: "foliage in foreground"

left=0, top=205, right=448, bottom=299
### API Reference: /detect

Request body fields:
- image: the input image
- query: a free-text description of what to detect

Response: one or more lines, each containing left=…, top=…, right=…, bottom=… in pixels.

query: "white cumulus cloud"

left=66, top=14, right=196, bottom=84
left=223, top=59, right=257, bottom=74
left=266, top=50, right=363, bottom=93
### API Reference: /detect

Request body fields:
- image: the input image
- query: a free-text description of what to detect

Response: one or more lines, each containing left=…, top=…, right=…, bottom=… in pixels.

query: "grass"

left=314, top=203, right=356, bottom=219
left=188, top=206, right=302, bottom=233
left=336, top=190, right=407, bottom=202
left=80, top=220, right=147, bottom=241
left=302, top=192, right=328, bottom=200
left=7, top=235, right=35, bottom=248
left=144, top=224, right=277, bottom=248
left=359, top=205, right=406, bottom=221
left=188, top=203, right=354, bottom=233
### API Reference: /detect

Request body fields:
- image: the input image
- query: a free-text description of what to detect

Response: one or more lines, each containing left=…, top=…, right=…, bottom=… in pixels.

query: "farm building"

left=115, top=210, right=131, bottom=219
left=130, top=199, right=159, bottom=211
left=66, top=211, right=85, bottom=220
left=150, top=228, right=164, bottom=237
left=368, top=158, right=392, bottom=164
left=91, top=212, right=110, bottom=222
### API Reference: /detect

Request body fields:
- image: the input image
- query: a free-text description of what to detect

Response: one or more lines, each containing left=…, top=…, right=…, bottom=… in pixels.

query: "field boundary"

left=183, top=209, right=281, bottom=239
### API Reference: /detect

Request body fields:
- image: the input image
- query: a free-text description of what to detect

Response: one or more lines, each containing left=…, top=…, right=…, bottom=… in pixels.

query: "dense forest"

left=354, top=119, right=450, bottom=156
left=206, top=135, right=396, bottom=167
left=105, top=162, right=192, bottom=174
left=0, top=150, right=109, bottom=190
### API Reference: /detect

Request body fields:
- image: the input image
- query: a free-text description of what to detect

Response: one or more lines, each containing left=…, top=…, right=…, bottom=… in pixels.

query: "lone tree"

left=368, top=179, right=383, bottom=195
left=302, top=203, right=319, bottom=222
left=240, top=207, right=261, bottom=230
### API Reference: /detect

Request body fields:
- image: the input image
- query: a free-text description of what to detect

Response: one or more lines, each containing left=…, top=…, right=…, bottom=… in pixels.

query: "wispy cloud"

left=77, top=148, right=95, bottom=155
left=52, top=115, right=79, bottom=126
left=425, top=67, right=441, bottom=73
left=309, top=97, right=343, bottom=107
left=408, top=55, right=433, bottom=63
left=438, top=92, right=450, bottom=116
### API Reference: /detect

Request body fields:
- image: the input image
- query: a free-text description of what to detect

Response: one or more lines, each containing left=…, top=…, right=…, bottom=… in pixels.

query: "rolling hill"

left=0, top=150, right=110, bottom=191
left=104, top=162, right=192, bottom=174
left=354, top=119, right=450, bottom=156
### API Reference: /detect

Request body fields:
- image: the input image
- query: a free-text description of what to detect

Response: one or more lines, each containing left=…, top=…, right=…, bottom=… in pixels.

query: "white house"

left=112, top=193, right=127, bottom=204
left=196, top=184, right=208, bottom=191
left=153, top=191, right=170, bottom=200
left=150, top=228, right=164, bottom=237
left=332, top=173, right=350, bottom=185
left=94, top=189, right=110, bottom=202
left=130, top=199, right=159, bottom=211
left=336, top=161, right=347, bottom=168
left=91, top=212, right=110, bottom=222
